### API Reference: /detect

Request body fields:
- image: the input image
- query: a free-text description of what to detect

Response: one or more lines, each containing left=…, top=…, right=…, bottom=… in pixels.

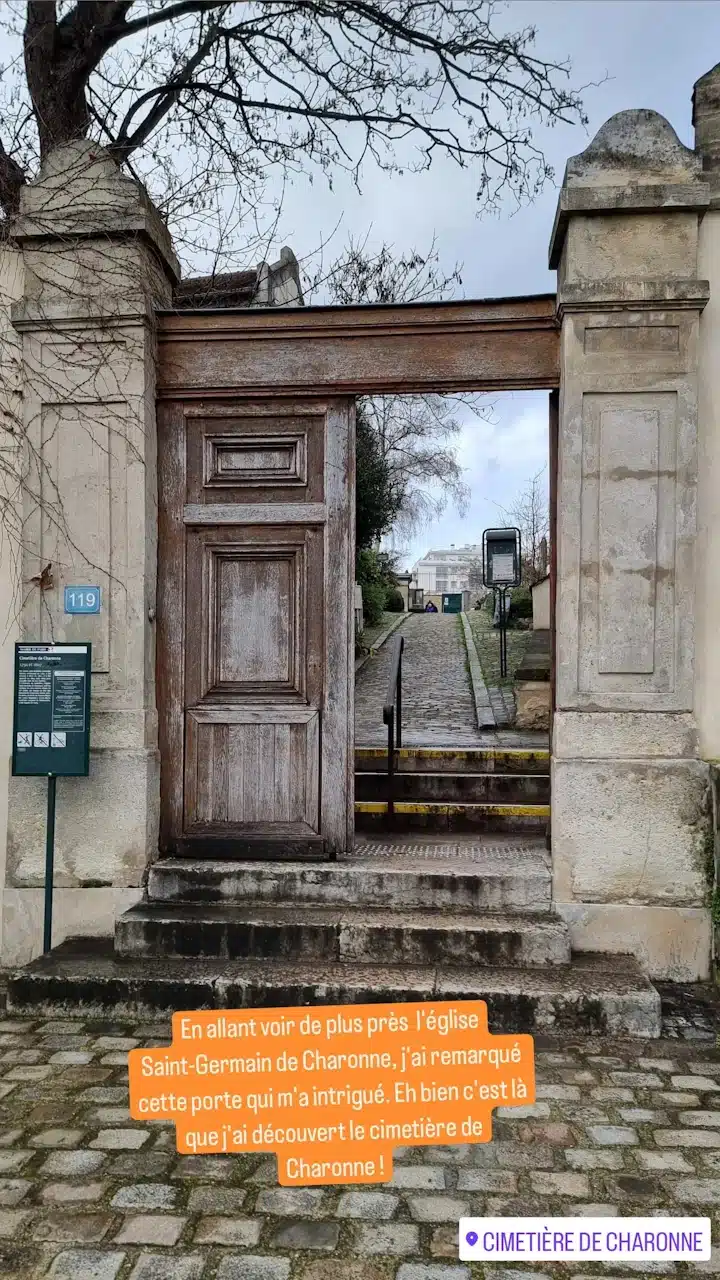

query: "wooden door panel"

left=215, top=555, right=292, bottom=686
left=185, top=525, right=322, bottom=705
left=186, top=410, right=325, bottom=503
left=184, top=708, right=319, bottom=830
left=216, top=553, right=294, bottom=686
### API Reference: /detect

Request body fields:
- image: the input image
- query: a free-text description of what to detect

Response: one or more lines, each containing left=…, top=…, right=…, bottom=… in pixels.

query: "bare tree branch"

left=109, top=17, right=228, bottom=163
left=106, top=1, right=228, bottom=43
left=0, top=138, right=27, bottom=215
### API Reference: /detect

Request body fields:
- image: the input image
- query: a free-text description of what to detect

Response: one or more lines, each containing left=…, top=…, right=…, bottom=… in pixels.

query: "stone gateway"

left=1, top=61, right=720, bottom=1018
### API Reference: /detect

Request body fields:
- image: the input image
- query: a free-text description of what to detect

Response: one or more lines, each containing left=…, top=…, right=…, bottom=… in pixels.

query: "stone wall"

left=532, top=577, right=550, bottom=630
left=695, top=67, right=720, bottom=766
left=710, top=765, right=720, bottom=972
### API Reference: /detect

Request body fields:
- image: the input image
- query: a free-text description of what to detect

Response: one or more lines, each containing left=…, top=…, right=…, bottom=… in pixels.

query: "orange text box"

left=128, top=1000, right=535, bottom=1185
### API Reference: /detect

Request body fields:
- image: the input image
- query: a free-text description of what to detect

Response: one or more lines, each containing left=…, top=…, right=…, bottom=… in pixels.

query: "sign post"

left=482, top=529, right=522, bottom=679
left=12, top=643, right=92, bottom=953
left=44, top=773, right=57, bottom=958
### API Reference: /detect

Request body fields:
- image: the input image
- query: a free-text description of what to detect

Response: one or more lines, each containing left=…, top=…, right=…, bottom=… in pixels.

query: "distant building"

left=410, top=544, right=485, bottom=596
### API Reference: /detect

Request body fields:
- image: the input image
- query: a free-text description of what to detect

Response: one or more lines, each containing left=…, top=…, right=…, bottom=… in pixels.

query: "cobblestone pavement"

left=1, top=1008, right=720, bottom=1278
left=355, top=613, right=522, bottom=748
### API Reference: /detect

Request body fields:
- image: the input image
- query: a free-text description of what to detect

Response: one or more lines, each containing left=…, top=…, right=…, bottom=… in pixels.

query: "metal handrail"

left=382, top=633, right=404, bottom=823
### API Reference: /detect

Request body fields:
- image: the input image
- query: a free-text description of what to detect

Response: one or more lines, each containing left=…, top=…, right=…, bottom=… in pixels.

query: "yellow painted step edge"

left=355, top=748, right=549, bottom=762
left=355, top=801, right=550, bottom=817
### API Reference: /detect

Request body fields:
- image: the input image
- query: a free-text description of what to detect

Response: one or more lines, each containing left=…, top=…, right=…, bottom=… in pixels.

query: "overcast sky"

left=269, top=0, right=720, bottom=571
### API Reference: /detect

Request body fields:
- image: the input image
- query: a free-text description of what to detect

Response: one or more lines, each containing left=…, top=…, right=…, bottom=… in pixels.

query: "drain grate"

left=343, top=838, right=549, bottom=864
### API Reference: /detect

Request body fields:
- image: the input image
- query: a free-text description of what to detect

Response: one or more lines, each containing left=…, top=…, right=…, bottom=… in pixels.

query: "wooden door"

left=157, top=398, right=355, bottom=860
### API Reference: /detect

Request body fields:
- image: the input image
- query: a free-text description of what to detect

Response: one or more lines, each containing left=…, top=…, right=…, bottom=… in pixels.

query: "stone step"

left=148, top=853, right=552, bottom=913
left=355, top=771, right=550, bottom=804
left=355, top=747, right=550, bottom=775
left=115, top=903, right=571, bottom=968
left=6, top=939, right=661, bottom=1037
left=355, top=801, right=550, bottom=833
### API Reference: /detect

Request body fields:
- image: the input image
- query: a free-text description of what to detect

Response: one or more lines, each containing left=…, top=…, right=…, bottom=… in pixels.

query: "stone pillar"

left=0, top=240, right=25, bottom=962
left=694, top=64, right=720, bottom=968
left=1, top=141, right=179, bottom=963
left=549, top=109, right=713, bottom=980
left=694, top=65, right=720, bottom=764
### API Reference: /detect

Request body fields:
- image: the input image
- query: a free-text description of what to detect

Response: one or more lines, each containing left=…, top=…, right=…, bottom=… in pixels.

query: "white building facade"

left=410, top=544, right=484, bottom=595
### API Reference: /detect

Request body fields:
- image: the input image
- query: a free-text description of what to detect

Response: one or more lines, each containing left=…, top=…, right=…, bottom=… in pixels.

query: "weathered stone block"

left=336, top=1190, right=399, bottom=1219
left=192, top=1217, right=261, bottom=1246
left=7, top=749, right=159, bottom=889
left=514, top=682, right=550, bottom=731
left=406, top=1195, right=469, bottom=1222
left=111, top=1185, right=177, bottom=1211
left=48, top=1251, right=126, bottom=1280
left=552, top=758, right=710, bottom=905
left=270, top=1220, right=340, bottom=1251
left=354, top=1222, right=419, bottom=1255
left=556, top=902, right=712, bottom=981
left=586, top=1125, right=638, bottom=1146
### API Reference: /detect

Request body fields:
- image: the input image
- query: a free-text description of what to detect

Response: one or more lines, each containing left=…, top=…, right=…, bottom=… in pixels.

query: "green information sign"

left=12, top=643, right=91, bottom=777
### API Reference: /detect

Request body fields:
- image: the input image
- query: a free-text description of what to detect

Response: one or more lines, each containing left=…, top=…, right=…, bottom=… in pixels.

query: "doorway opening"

left=154, top=294, right=559, bottom=864
left=352, top=388, right=554, bottom=861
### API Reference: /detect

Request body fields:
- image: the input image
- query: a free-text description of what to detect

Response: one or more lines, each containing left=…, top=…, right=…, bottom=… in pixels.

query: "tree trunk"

left=25, top=2, right=90, bottom=158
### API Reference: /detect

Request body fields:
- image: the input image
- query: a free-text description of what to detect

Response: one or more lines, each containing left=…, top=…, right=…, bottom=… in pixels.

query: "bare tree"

left=0, top=2, right=583, bottom=617
left=0, top=2, right=584, bottom=267
left=361, top=392, right=473, bottom=537
left=467, top=556, right=486, bottom=597
left=305, top=234, right=464, bottom=306
left=306, top=233, right=483, bottom=535
left=494, top=465, right=549, bottom=585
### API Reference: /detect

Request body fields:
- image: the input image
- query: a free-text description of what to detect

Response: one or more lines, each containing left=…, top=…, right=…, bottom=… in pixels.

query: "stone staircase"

left=354, top=746, right=550, bottom=833
left=7, top=827, right=661, bottom=1036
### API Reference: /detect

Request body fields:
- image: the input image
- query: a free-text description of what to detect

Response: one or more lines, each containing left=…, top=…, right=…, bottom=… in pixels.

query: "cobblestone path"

left=355, top=613, right=488, bottom=748
left=1, top=1008, right=720, bottom=1278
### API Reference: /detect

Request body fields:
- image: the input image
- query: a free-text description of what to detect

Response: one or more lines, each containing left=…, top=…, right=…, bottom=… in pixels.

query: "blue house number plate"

left=64, top=586, right=101, bottom=614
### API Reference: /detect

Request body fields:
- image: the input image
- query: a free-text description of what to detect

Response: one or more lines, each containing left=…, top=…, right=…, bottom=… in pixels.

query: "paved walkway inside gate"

left=0, top=1005, right=719, bottom=1279
left=354, top=612, right=545, bottom=748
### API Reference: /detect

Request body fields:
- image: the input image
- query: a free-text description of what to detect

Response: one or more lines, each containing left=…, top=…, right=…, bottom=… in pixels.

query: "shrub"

left=362, top=582, right=387, bottom=626
left=385, top=590, right=405, bottom=613
left=507, top=585, right=532, bottom=629
left=356, top=546, right=404, bottom=625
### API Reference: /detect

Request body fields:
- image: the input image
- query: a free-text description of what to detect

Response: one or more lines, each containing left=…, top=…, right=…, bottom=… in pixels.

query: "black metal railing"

left=382, top=633, right=404, bottom=823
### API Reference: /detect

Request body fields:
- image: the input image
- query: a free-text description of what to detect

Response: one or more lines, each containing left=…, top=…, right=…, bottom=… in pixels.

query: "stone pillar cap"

left=10, top=139, right=180, bottom=285
left=692, top=62, right=720, bottom=201
left=549, top=109, right=710, bottom=268
left=693, top=61, right=720, bottom=125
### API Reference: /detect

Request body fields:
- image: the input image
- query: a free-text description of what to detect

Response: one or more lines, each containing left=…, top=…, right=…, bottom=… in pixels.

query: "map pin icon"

left=465, top=1231, right=479, bottom=1247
